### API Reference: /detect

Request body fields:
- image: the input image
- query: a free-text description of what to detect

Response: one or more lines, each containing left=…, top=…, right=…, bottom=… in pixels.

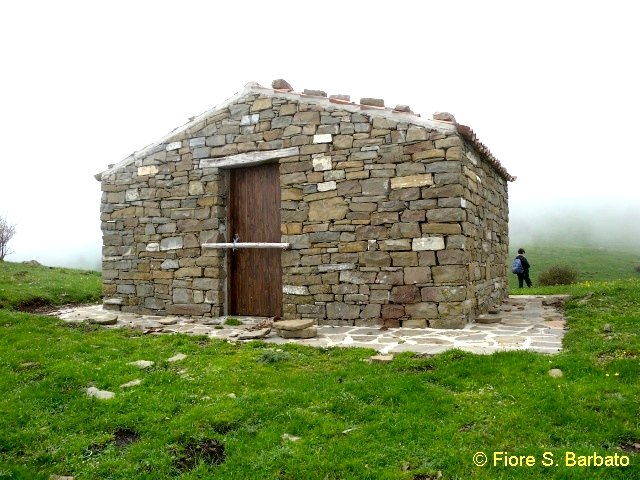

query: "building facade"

left=96, top=81, right=514, bottom=328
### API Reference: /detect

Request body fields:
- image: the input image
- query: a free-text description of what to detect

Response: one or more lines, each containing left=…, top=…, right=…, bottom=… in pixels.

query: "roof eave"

left=456, top=124, right=516, bottom=182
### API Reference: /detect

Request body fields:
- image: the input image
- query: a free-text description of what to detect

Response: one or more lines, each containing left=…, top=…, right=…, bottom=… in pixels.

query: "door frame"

left=227, top=162, right=281, bottom=316
left=202, top=147, right=300, bottom=317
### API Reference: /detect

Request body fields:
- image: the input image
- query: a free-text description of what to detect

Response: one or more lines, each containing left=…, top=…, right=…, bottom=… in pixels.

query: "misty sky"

left=1, top=0, right=639, bottom=269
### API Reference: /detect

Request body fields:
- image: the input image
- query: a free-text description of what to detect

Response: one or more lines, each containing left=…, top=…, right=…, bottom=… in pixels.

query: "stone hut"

left=96, top=80, right=514, bottom=328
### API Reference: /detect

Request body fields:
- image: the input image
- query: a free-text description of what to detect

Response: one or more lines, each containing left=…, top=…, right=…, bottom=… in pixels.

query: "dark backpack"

left=511, top=257, right=524, bottom=274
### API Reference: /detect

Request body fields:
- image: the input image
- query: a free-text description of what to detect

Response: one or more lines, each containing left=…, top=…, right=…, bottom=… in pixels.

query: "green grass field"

left=0, top=249, right=638, bottom=479
left=0, top=261, right=101, bottom=310
left=508, top=244, right=640, bottom=292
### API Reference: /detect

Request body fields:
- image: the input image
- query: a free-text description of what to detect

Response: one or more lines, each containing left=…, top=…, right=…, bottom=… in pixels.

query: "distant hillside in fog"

left=510, top=200, right=640, bottom=254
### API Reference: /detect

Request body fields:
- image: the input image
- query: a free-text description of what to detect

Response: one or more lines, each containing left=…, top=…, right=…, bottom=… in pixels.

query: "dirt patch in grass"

left=84, top=429, right=140, bottom=458
left=13, top=298, right=92, bottom=315
left=15, top=298, right=56, bottom=314
left=114, top=428, right=140, bottom=448
left=17, top=362, right=40, bottom=371
left=172, top=438, right=225, bottom=471
left=620, top=440, right=640, bottom=454
left=412, top=474, right=442, bottom=480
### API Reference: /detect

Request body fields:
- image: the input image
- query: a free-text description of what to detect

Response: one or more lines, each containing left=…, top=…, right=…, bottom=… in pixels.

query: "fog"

left=510, top=199, right=640, bottom=254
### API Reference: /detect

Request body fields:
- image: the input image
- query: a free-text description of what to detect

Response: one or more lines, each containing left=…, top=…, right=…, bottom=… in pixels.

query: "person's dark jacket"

left=516, top=254, right=530, bottom=273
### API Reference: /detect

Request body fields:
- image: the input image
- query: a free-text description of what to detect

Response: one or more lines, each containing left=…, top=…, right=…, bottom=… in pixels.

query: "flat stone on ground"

left=120, top=379, right=142, bottom=388
left=273, top=319, right=315, bottom=331
left=237, top=328, right=272, bottom=340
left=167, top=353, right=187, bottom=362
left=543, top=320, right=566, bottom=329
left=476, top=314, right=502, bottom=324
left=89, top=314, right=119, bottom=325
left=278, top=326, right=317, bottom=338
left=495, top=336, right=526, bottom=345
left=86, top=387, right=115, bottom=400
left=369, top=354, right=394, bottom=363
left=157, top=317, right=178, bottom=325
left=128, top=360, right=155, bottom=369
left=542, top=295, right=571, bottom=306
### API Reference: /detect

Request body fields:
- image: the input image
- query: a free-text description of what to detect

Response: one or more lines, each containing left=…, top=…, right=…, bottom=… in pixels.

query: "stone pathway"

left=53, top=295, right=568, bottom=355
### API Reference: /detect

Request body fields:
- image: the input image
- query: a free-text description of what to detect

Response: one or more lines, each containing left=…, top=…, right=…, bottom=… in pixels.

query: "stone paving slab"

left=51, top=295, right=568, bottom=355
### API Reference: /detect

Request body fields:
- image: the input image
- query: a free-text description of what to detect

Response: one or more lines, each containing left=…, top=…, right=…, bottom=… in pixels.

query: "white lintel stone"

left=313, top=134, right=333, bottom=144
left=317, top=181, right=337, bottom=192
left=312, top=155, right=332, bottom=171
left=137, top=165, right=159, bottom=177
left=412, top=237, right=445, bottom=251
left=283, top=285, right=309, bottom=295
left=199, top=146, right=299, bottom=168
left=166, top=141, right=182, bottom=151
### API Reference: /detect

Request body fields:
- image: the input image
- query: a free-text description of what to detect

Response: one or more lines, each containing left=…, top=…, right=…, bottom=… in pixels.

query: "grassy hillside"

left=508, top=244, right=640, bottom=292
left=0, top=261, right=101, bottom=310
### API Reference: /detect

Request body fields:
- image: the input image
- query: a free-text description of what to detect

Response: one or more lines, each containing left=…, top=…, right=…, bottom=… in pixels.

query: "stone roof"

left=97, top=80, right=515, bottom=182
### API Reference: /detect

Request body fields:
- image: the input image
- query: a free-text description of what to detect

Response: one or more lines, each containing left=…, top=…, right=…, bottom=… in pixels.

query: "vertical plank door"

left=228, top=163, right=282, bottom=316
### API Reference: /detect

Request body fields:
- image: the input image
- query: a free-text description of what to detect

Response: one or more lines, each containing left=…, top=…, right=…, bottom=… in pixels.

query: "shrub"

left=224, top=317, right=242, bottom=326
left=538, top=265, right=578, bottom=286
left=258, top=349, right=290, bottom=364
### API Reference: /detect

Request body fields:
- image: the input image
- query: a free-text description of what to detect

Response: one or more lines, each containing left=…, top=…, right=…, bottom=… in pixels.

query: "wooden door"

left=228, top=163, right=282, bottom=316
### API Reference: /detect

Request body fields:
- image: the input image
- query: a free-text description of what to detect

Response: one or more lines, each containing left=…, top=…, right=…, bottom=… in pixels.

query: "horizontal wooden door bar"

left=203, top=242, right=290, bottom=249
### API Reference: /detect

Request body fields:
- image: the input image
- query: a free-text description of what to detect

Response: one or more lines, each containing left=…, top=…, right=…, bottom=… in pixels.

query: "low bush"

left=258, top=349, right=290, bottom=364
left=538, top=265, right=578, bottom=286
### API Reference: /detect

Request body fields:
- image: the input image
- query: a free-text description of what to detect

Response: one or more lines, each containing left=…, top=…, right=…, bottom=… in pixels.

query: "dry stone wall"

left=99, top=84, right=510, bottom=328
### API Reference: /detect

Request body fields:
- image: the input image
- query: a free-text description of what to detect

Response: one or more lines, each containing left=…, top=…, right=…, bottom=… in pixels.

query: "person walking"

left=512, top=248, right=532, bottom=288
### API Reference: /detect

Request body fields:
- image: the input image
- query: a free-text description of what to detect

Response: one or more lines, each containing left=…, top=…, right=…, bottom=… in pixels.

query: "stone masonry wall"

left=99, top=86, right=509, bottom=328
